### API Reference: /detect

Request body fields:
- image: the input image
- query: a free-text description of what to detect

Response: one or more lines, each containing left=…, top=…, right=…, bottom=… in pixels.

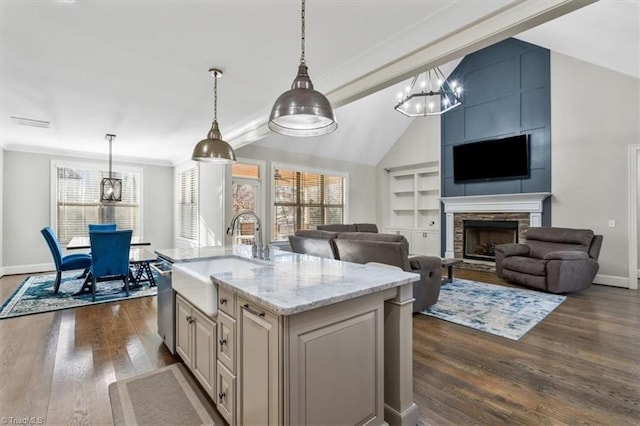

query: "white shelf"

left=388, top=165, right=441, bottom=239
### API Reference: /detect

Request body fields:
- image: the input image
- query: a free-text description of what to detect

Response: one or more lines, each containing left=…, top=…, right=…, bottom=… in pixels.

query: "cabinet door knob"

left=219, top=297, right=227, bottom=305
left=186, top=316, right=193, bottom=324
left=218, top=391, right=226, bottom=400
left=219, top=338, right=227, bottom=346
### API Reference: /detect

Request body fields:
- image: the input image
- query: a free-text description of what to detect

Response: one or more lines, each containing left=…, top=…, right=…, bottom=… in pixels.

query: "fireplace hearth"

left=463, top=220, right=518, bottom=261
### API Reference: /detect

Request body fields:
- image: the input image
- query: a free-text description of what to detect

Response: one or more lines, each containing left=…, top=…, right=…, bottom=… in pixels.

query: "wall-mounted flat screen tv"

left=453, top=134, right=529, bottom=183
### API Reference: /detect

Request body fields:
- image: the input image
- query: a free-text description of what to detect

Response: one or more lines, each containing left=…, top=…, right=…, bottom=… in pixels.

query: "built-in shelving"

left=387, top=163, right=441, bottom=256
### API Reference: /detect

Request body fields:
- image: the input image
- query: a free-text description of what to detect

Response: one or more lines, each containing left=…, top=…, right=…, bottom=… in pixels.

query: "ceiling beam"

left=229, top=0, right=598, bottom=149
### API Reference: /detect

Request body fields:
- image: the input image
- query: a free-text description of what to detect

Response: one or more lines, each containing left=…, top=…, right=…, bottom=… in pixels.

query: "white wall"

left=234, top=144, right=377, bottom=242
left=376, top=117, right=441, bottom=230
left=551, top=52, right=640, bottom=285
left=0, top=148, right=4, bottom=273
left=198, top=163, right=226, bottom=247
left=2, top=150, right=173, bottom=273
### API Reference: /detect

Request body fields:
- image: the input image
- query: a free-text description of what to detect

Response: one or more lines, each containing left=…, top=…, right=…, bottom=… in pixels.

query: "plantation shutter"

left=178, top=166, right=199, bottom=242
left=56, top=165, right=140, bottom=244
left=273, top=168, right=344, bottom=240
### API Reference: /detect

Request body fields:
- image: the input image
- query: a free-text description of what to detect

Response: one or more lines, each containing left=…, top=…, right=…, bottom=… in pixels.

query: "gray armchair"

left=495, top=227, right=603, bottom=293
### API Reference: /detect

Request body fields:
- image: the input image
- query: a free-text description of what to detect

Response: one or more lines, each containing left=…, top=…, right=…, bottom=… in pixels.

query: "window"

left=178, top=166, right=199, bottom=242
left=273, top=167, right=345, bottom=241
left=54, top=162, right=141, bottom=244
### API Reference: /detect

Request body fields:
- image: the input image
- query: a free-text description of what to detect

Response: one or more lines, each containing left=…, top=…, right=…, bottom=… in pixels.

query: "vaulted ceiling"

left=1, top=0, right=637, bottom=167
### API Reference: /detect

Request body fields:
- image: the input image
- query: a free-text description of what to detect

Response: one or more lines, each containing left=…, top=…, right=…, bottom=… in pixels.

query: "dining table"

left=66, top=235, right=150, bottom=250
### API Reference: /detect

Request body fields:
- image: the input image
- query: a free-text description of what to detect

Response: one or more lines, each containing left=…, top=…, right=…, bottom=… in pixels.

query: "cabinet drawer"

left=217, top=311, right=236, bottom=373
left=216, top=361, right=236, bottom=426
left=218, top=286, right=235, bottom=317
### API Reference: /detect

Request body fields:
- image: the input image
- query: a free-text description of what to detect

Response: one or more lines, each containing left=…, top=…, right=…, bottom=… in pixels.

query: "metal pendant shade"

left=192, top=68, right=236, bottom=163
left=269, top=0, right=337, bottom=137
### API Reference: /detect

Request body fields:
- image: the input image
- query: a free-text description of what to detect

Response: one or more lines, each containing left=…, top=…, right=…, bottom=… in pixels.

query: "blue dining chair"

left=88, top=229, right=132, bottom=302
left=40, top=227, right=92, bottom=294
left=88, top=223, right=116, bottom=231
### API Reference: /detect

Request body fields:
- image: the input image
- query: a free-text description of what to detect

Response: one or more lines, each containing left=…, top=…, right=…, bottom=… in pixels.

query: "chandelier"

left=394, top=67, right=462, bottom=117
left=101, top=133, right=122, bottom=202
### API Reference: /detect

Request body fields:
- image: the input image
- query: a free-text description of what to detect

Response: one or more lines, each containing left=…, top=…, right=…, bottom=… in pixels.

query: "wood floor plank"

left=1, top=268, right=639, bottom=425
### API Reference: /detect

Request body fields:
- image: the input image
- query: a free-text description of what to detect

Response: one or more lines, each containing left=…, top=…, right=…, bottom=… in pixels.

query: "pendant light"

left=192, top=68, right=236, bottom=163
left=100, top=133, right=122, bottom=202
left=269, top=0, right=337, bottom=137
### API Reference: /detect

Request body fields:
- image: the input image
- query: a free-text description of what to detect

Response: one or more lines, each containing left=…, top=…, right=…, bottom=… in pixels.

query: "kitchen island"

left=155, top=245, right=420, bottom=425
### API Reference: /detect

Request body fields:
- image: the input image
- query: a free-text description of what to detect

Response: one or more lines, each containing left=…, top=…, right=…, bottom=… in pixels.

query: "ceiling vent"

left=10, top=116, right=51, bottom=128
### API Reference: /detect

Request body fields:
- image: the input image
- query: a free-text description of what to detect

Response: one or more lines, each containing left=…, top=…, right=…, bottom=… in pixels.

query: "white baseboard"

left=594, top=273, right=631, bottom=288
left=0, top=263, right=54, bottom=278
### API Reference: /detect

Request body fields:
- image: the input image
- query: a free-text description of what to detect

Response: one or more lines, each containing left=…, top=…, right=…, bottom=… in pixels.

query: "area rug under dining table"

left=419, top=278, right=566, bottom=340
left=0, top=271, right=157, bottom=319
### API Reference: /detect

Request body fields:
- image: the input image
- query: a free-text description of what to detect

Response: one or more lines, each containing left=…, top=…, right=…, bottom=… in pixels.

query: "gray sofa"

left=289, top=229, right=442, bottom=312
left=495, top=227, right=603, bottom=293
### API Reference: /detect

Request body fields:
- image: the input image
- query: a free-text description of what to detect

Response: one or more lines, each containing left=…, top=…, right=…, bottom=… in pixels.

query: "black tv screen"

left=453, top=135, right=529, bottom=183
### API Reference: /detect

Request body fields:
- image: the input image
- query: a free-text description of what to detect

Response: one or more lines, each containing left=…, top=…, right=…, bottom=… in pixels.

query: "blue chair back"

left=89, top=229, right=132, bottom=278
left=88, top=223, right=117, bottom=231
left=41, top=227, right=63, bottom=270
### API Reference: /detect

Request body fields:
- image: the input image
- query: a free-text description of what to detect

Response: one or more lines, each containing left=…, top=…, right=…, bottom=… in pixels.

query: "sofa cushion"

left=336, top=232, right=406, bottom=243
left=525, top=227, right=594, bottom=259
left=294, top=229, right=339, bottom=239
left=333, top=239, right=410, bottom=271
left=354, top=223, right=379, bottom=233
left=502, top=256, right=546, bottom=276
left=501, top=268, right=547, bottom=291
left=316, top=224, right=357, bottom=232
left=288, top=235, right=336, bottom=258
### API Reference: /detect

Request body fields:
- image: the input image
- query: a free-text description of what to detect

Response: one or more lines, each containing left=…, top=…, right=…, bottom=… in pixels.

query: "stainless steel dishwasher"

left=151, top=259, right=175, bottom=354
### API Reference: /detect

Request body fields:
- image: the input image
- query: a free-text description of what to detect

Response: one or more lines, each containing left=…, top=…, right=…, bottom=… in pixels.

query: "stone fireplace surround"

left=441, top=193, right=552, bottom=260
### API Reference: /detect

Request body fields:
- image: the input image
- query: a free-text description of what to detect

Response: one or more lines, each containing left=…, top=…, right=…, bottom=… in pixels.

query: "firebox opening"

left=463, top=220, right=518, bottom=261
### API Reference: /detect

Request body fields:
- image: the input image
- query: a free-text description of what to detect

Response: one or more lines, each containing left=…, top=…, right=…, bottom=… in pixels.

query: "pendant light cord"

left=213, top=70, right=218, bottom=122
left=105, top=134, right=115, bottom=179
left=300, top=0, right=306, bottom=65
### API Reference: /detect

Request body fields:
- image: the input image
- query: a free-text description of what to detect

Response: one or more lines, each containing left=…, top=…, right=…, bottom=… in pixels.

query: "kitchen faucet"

left=226, top=211, right=268, bottom=260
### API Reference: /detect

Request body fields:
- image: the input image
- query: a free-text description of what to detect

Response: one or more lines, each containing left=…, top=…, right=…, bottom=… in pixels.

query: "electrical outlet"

left=608, top=219, right=616, bottom=228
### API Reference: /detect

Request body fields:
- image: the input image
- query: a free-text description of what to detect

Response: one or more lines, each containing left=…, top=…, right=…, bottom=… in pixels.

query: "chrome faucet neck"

left=226, top=211, right=267, bottom=259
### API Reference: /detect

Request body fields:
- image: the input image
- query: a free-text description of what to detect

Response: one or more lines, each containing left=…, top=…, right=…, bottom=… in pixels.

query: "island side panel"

left=286, top=289, right=395, bottom=426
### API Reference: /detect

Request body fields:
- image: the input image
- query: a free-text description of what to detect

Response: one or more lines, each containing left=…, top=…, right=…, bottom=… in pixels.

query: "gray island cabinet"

left=157, top=245, right=420, bottom=425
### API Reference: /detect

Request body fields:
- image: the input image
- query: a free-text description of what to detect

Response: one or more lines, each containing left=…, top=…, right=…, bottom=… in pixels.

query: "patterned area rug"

left=420, top=279, right=566, bottom=340
left=0, top=271, right=157, bottom=320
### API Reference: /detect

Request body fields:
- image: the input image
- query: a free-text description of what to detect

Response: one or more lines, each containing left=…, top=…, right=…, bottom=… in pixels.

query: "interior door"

left=232, top=178, right=261, bottom=246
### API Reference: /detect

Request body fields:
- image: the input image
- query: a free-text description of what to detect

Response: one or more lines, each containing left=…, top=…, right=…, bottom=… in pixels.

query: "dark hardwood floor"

left=1, top=269, right=638, bottom=425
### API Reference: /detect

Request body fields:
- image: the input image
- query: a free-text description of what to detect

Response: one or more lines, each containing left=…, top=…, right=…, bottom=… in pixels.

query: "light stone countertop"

left=161, top=245, right=420, bottom=316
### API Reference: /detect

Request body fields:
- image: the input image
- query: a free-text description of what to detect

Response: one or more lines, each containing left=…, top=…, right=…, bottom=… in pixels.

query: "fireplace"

left=463, top=220, right=518, bottom=261
left=441, top=193, right=551, bottom=260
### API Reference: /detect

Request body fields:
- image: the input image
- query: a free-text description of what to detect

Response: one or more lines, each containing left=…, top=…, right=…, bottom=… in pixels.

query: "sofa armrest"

left=543, top=250, right=589, bottom=261
left=408, top=255, right=442, bottom=275
left=495, top=243, right=529, bottom=278
left=408, top=255, right=442, bottom=312
left=495, top=243, right=530, bottom=257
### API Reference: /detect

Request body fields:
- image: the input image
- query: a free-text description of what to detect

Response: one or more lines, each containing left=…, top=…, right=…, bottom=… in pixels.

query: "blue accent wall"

left=440, top=38, right=551, bottom=253
left=442, top=38, right=551, bottom=196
